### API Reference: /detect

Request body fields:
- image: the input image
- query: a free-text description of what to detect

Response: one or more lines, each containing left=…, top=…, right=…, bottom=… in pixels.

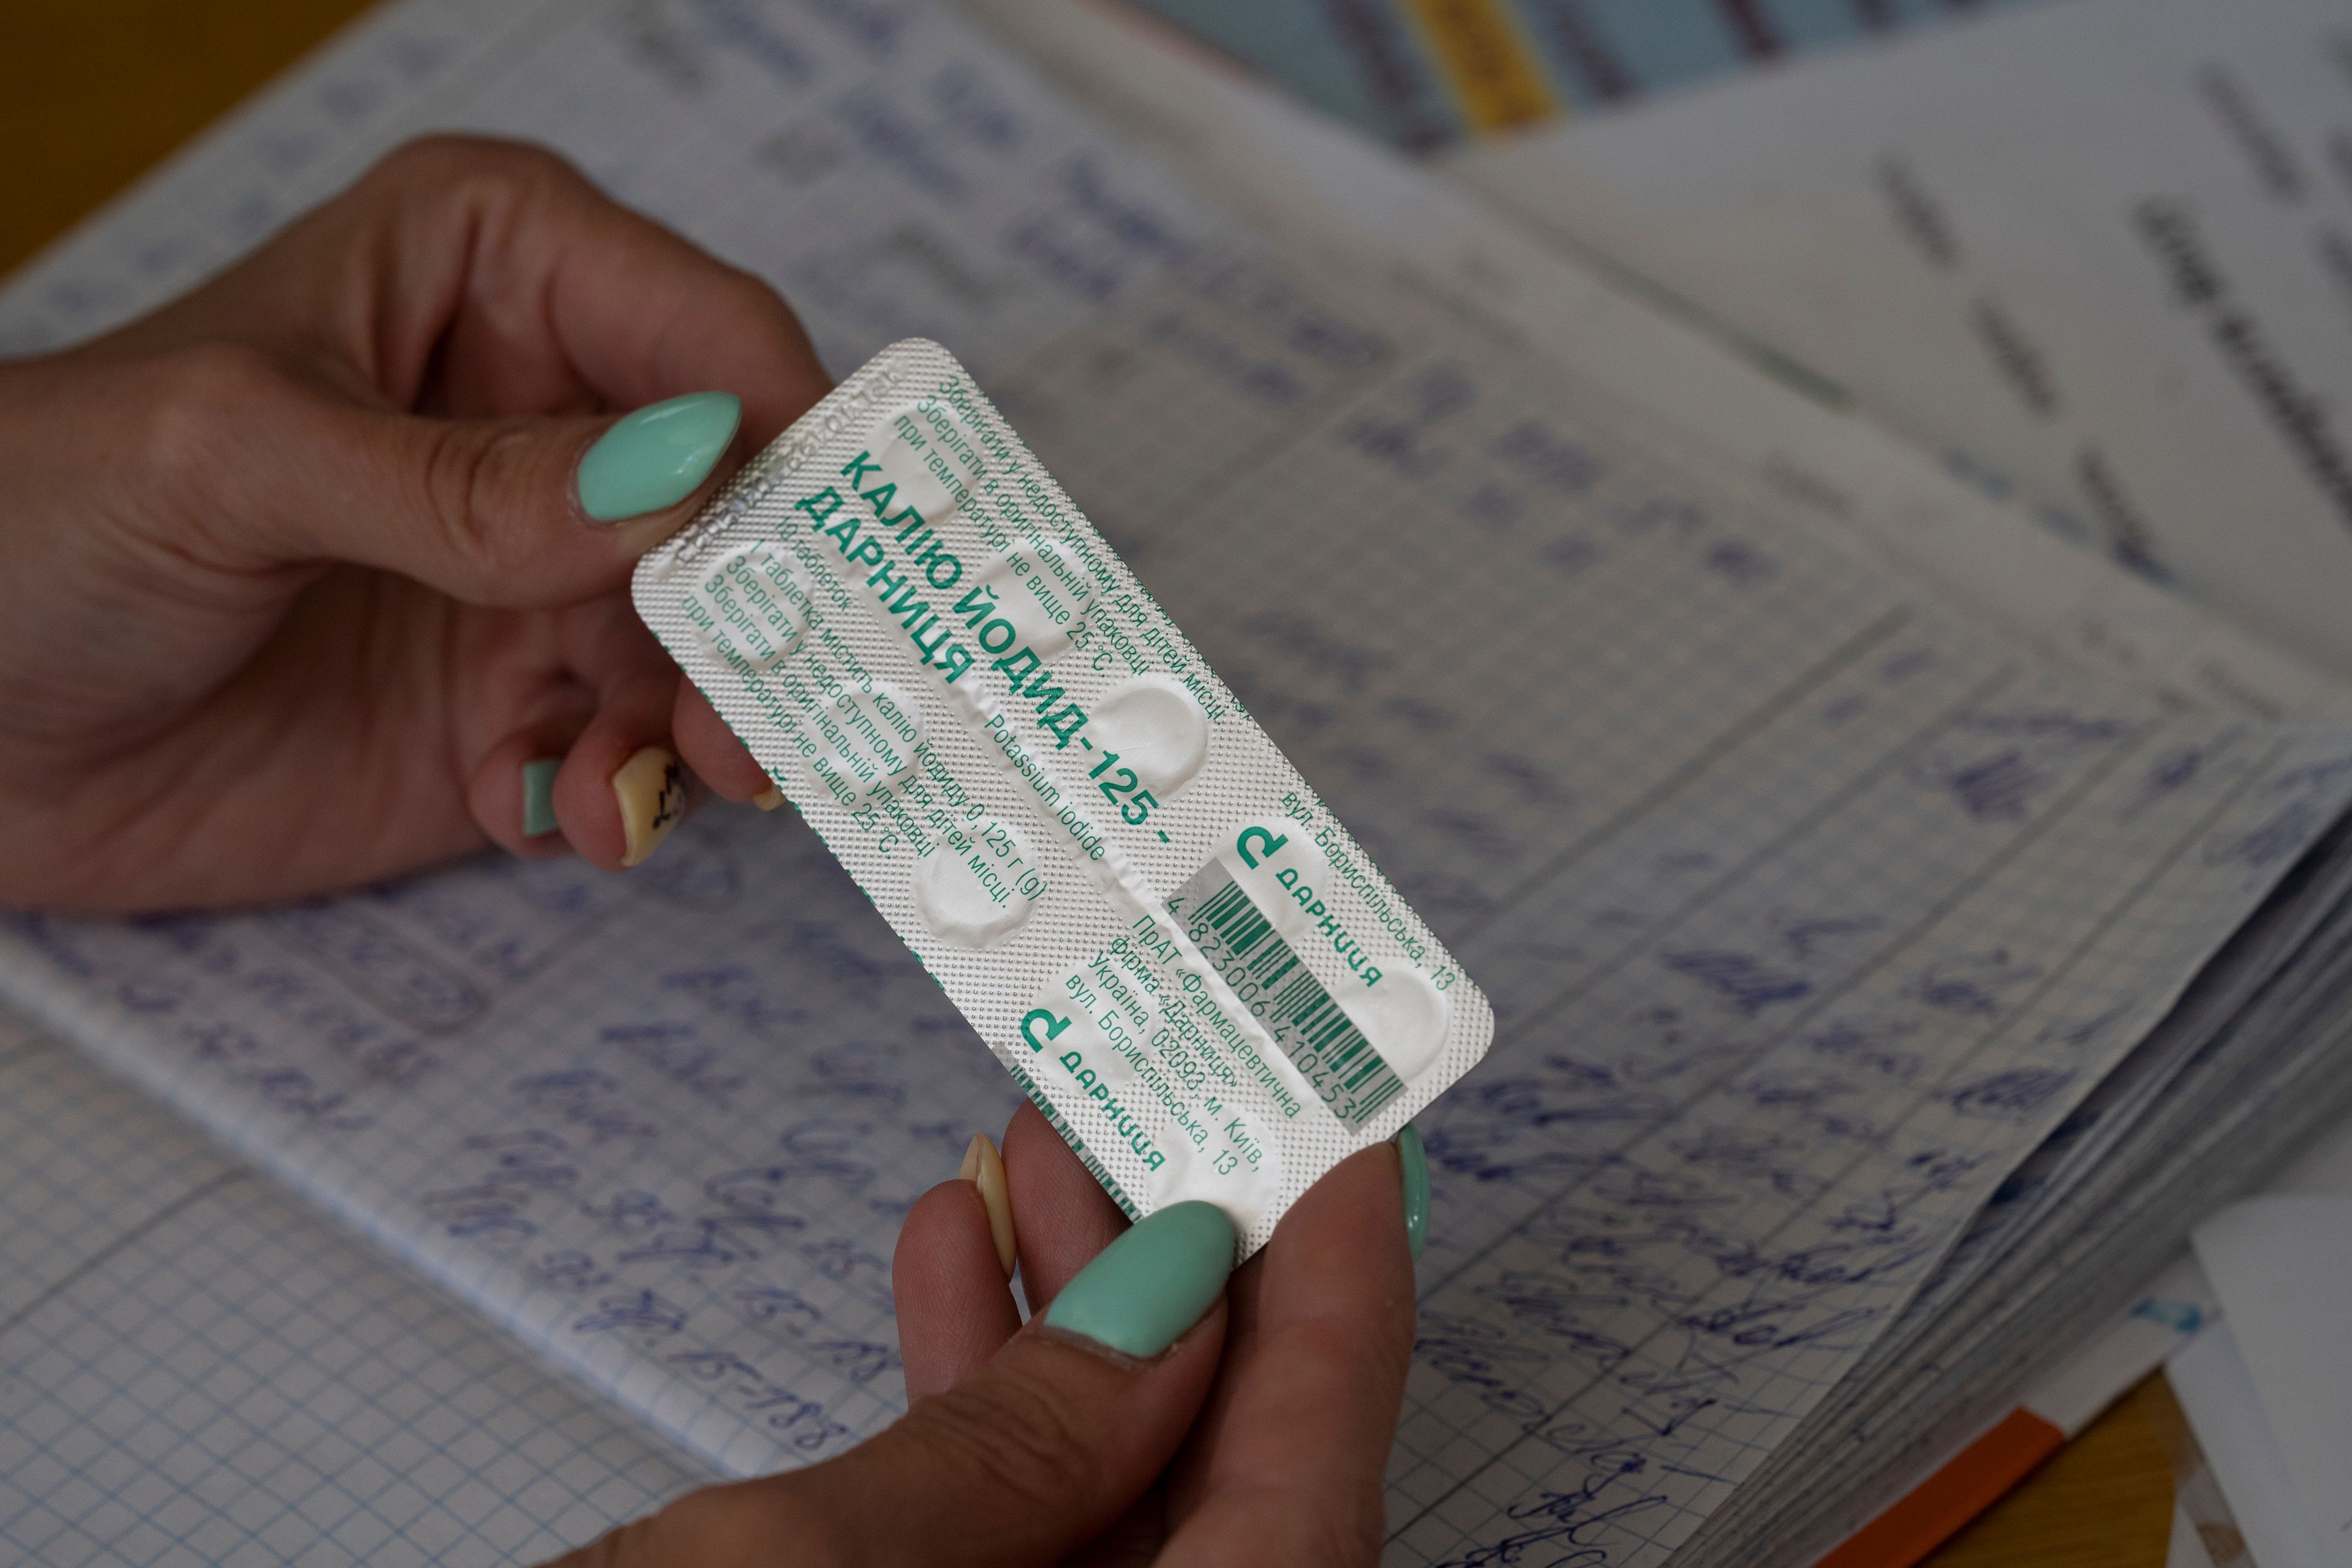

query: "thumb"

left=215, top=369, right=747, bottom=609
left=575, top=1202, right=1238, bottom=1568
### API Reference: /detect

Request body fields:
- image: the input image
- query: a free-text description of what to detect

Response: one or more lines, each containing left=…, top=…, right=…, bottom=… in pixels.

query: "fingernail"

left=576, top=391, right=742, bottom=524
left=522, top=757, right=562, bottom=838
left=614, top=745, right=687, bottom=866
left=1396, top=1123, right=1428, bottom=1262
left=752, top=782, right=786, bottom=812
left=957, top=1133, right=1017, bottom=1278
left=1043, top=1200, right=1234, bottom=1359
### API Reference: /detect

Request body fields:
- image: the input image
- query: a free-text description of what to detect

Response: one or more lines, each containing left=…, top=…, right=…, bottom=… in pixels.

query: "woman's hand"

left=560, top=1109, right=1419, bottom=1567
left=3, top=129, right=1423, bottom=1564
left=0, top=135, right=831, bottom=911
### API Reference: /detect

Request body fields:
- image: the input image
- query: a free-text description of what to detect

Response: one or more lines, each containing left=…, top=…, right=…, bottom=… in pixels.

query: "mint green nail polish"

left=1398, top=1123, right=1428, bottom=1261
left=576, top=391, right=741, bottom=523
left=1044, top=1201, right=1234, bottom=1359
left=522, top=758, right=562, bottom=837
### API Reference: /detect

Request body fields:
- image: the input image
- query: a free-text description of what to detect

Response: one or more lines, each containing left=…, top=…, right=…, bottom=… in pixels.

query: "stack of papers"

left=4, top=1, right=2352, bottom=1563
left=1118, top=0, right=2058, bottom=149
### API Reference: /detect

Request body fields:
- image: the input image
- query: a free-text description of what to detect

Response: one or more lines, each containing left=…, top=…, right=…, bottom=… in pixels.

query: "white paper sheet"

left=2156, top=1087, right=2352, bottom=1568
left=2168, top=1500, right=2222, bottom=1568
left=2171, top=1322, right=2336, bottom=1568
left=1457, top=0, right=2352, bottom=681
left=2192, top=1197, right=2352, bottom=1563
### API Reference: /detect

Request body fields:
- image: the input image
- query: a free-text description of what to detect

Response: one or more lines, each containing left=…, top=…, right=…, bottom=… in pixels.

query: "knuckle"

left=361, top=136, right=594, bottom=237
left=417, top=421, right=537, bottom=588
left=370, top=132, right=573, bottom=190
left=358, top=135, right=483, bottom=201
left=1222, top=1487, right=1383, bottom=1568
left=641, top=1482, right=832, bottom=1562
left=903, top=1376, right=1101, bottom=1512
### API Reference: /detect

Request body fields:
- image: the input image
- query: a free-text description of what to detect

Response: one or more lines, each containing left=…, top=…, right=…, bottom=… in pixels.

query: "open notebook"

left=7, top=2, right=2352, bottom=1564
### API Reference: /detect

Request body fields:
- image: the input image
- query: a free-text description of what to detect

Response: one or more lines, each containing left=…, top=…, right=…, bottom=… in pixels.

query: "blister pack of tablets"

left=634, top=340, right=1491, bottom=1257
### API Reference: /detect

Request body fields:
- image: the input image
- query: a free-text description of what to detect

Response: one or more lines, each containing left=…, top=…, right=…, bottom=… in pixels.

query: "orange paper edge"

left=1815, top=1408, right=2066, bottom=1568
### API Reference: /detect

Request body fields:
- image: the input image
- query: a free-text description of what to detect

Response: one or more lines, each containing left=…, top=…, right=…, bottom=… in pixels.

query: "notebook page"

left=995, top=303, right=2352, bottom=1562
left=1672, top=827, right=2352, bottom=1564
left=4, top=3, right=2351, bottom=1565
left=962, top=0, right=2352, bottom=724
left=0, top=1020, right=709, bottom=1566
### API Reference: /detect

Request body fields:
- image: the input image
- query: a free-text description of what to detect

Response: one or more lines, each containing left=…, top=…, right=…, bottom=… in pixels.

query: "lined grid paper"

left=996, top=300, right=2350, bottom=1561
left=0, top=1028, right=709, bottom=1566
left=3, top=2, right=2350, bottom=1565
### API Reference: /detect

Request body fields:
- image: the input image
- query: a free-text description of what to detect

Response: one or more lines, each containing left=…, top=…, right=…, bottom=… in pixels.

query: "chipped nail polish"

left=614, top=746, right=687, bottom=866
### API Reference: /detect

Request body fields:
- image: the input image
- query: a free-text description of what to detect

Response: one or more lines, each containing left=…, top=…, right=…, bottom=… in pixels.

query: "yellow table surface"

left=0, top=3, right=2180, bottom=1563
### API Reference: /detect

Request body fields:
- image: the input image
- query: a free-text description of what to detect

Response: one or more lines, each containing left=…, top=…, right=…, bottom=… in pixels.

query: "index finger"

left=135, top=135, right=832, bottom=443
left=388, top=138, right=831, bottom=441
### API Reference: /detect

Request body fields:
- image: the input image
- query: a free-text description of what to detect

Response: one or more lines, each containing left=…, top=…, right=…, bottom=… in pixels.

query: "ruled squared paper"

left=995, top=298, right=2352, bottom=1562
left=4, top=3, right=2350, bottom=1565
left=0, top=1026, right=708, bottom=1566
